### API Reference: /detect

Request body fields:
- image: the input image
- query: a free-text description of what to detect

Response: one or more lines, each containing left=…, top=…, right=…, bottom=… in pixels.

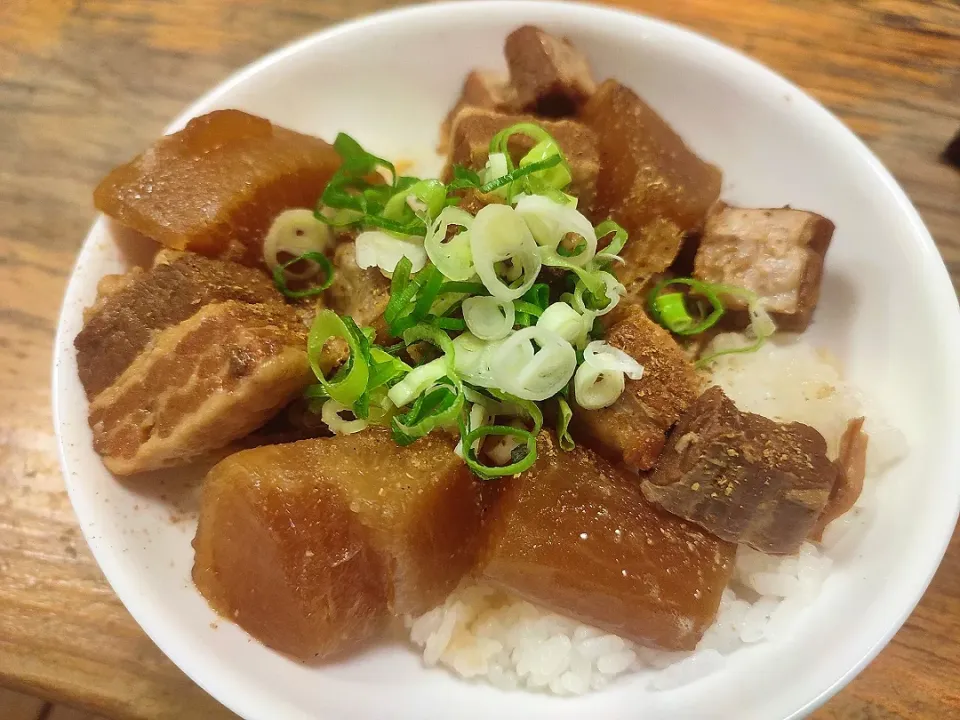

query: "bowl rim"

left=52, top=2, right=960, bottom=719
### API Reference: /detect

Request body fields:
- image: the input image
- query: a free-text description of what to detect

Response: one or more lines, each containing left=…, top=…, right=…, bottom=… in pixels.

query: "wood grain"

left=0, top=1, right=957, bottom=719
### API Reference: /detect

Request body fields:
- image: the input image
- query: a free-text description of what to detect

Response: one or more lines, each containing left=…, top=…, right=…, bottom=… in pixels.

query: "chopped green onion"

left=303, top=383, right=329, bottom=401
left=556, top=395, right=575, bottom=451
left=462, top=296, right=514, bottom=340
left=321, top=398, right=368, bottom=435
left=412, top=265, right=445, bottom=321
left=388, top=356, right=448, bottom=407
left=696, top=302, right=776, bottom=368
left=424, top=206, right=475, bottom=281
left=470, top=204, right=542, bottom=301
left=514, top=194, right=596, bottom=267
left=392, top=381, right=463, bottom=446
left=483, top=387, right=544, bottom=435
left=271, top=251, right=335, bottom=299
left=384, top=256, right=416, bottom=326
left=512, top=300, right=545, bottom=318
left=439, top=281, right=486, bottom=296
left=484, top=123, right=572, bottom=202
left=491, top=326, right=578, bottom=401
left=307, top=310, right=370, bottom=410
left=594, top=220, right=629, bottom=265
left=520, top=139, right=572, bottom=194
left=573, top=359, right=625, bottom=410
left=368, top=347, right=410, bottom=392
left=537, top=302, right=587, bottom=345
left=433, top=316, right=467, bottom=332
left=458, top=422, right=538, bottom=479
left=648, top=278, right=727, bottom=335
left=354, top=231, right=427, bottom=275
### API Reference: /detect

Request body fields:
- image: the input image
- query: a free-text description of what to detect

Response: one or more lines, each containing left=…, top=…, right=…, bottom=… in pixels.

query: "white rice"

left=409, top=337, right=907, bottom=694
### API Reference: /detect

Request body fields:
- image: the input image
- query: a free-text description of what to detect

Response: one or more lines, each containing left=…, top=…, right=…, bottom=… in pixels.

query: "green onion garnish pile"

left=271, top=124, right=772, bottom=479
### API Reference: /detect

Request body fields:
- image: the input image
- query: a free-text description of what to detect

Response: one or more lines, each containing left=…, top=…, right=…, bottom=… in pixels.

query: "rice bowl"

left=52, top=3, right=960, bottom=720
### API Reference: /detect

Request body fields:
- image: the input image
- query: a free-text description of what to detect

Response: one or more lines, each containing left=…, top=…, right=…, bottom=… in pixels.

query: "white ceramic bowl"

left=53, top=2, right=960, bottom=719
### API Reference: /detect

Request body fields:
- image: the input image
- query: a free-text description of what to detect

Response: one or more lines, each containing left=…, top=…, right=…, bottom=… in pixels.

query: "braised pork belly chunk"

left=693, top=203, right=835, bottom=331
left=94, top=109, right=340, bottom=265
left=642, top=387, right=839, bottom=554
left=193, top=429, right=490, bottom=660
left=88, top=300, right=310, bottom=475
left=438, top=27, right=594, bottom=150
left=572, top=304, right=701, bottom=470
left=439, top=71, right=518, bottom=153
left=503, top=25, right=596, bottom=116
left=75, top=252, right=281, bottom=399
left=324, top=242, right=392, bottom=342
left=480, top=433, right=736, bottom=651
left=444, top=107, right=600, bottom=212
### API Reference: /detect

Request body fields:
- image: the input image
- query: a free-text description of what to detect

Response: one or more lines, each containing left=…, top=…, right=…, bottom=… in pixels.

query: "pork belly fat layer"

left=571, top=304, right=701, bottom=470
left=643, top=387, right=839, bottom=554
left=504, top=26, right=596, bottom=116
left=694, top=203, right=835, bottom=332
left=481, top=433, right=736, bottom=651
left=88, top=300, right=310, bottom=475
left=75, top=252, right=281, bottom=399
left=94, top=109, right=340, bottom=265
left=193, top=429, right=491, bottom=659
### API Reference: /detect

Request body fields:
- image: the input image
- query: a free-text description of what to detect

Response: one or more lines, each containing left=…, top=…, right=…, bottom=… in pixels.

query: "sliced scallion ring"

left=514, top=194, right=597, bottom=267
left=321, top=399, right=368, bottom=435
left=536, top=302, right=585, bottom=345
left=271, top=251, right=335, bottom=299
left=462, top=296, right=515, bottom=341
left=263, top=209, right=333, bottom=281
left=387, top=356, right=448, bottom=407
left=458, top=424, right=538, bottom=479
left=424, top=206, right=476, bottom=281
left=307, top=310, right=369, bottom=408
left=392, top=382, right=464, bottom=446
left=583, top=340, right=645, bottom=380
left=573, top=361, right=626, bottom=410
left=355, top=230, right=427, bottom=275
left=491, top=326, right=577, bottom=401
left=470, top=204, right=542, bottom=301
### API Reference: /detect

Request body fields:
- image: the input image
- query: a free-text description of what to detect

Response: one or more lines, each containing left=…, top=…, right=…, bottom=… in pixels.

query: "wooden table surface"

left=1, top=0, right=958, bottom=718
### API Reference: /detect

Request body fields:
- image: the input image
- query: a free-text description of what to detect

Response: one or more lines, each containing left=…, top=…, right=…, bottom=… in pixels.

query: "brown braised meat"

left=439, top=71, right=518, bottom=153
left=693, top=203, right=835, bottom=332
left=481, top=433, right=736, bottom=651
left=88, top=300, right=311, bottom=475
left=618, top=218, right=687, bottom=289
left=504, top=26, right=596, bottom=116
left=581, top=80, right=721, bottom=281
left=571, top=304, right=701, bottom=470
left=193, top=428, right=491, bottom=660
left=642, top=387, right=839, bottom=554
left=94, top=109, right=340, bottom=265
left=444, top=107, right=600, bottom=213
left=811, top=417, right=868, bottom=540
left=75, top=252, right=281, bottom=399
left=324, top=242, right=392, bottom=342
